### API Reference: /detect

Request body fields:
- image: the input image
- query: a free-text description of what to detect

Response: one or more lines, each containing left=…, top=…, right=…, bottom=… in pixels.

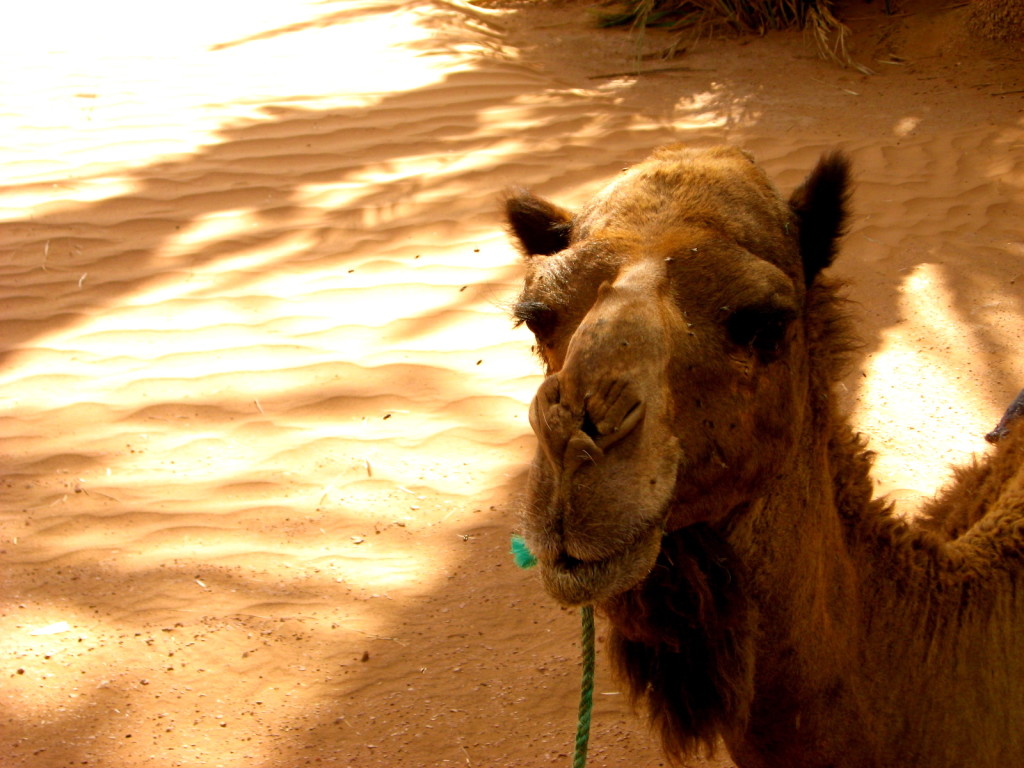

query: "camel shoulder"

left=920, top=421, right=1024, bottom=538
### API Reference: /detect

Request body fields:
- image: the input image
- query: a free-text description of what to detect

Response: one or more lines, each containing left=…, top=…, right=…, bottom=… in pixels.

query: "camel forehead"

left=597, top=144, right=761, bottom=193
left=629, top=144, right=767, bottom=191
left=521, top=231, right=790, bottom=315
left=628, top=144, right=761, bottom=183
left=516, top=144, right=802, bottom=329
left=569, top=145, right=798, bottom=281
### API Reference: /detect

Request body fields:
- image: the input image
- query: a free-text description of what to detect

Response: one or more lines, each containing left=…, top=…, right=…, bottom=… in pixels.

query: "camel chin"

left=536, top=523, right=664, bottom=607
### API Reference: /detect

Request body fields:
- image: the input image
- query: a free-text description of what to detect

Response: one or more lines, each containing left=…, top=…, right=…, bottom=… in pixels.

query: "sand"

left=0, top=0, right=1022, bottom=766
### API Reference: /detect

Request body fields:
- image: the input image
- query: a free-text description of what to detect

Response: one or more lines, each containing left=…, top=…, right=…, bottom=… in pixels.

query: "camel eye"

left=725, top=303, right=796, bottom=361
left=514, top=300, right=559, bottom=338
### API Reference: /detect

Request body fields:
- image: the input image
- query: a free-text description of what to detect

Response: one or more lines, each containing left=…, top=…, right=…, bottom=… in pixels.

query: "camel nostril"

left=581, top=410, right=602, bottom=441
left=577, top=395, right=645, bottom=450
left=617, top=399, right=645, bottom=435
left=596, top=397, right=646, bottom=450
left=570, top=379, right=648, bottom=450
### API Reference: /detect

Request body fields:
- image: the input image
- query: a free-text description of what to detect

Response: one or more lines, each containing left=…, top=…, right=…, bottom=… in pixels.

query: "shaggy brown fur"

left=603, top=524, right=753, bottom=759
left=505, top=144, right=1024, bottom=768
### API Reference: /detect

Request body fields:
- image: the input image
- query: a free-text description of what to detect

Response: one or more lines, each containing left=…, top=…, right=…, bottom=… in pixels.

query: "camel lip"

left=538, top=523, right=664, bottom=606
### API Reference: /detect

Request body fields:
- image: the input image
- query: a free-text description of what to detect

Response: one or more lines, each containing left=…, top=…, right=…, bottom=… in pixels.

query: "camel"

left=503, top=144, right=1024, bottom=768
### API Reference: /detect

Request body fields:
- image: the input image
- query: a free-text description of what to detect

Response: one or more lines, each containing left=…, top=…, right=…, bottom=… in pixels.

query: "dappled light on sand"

left=0, top=0, right=1022, bottom=766
left=857, top=261, right=1024, bottom=508
left=0, top=0, right=461, bottom=205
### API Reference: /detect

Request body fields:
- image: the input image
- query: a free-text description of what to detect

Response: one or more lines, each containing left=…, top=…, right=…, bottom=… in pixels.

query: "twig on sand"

left=588, top=65, right=713, bottom=79
left=354, top=630, right=407, bottom=646
left=640, top=47, right=688, bottom=60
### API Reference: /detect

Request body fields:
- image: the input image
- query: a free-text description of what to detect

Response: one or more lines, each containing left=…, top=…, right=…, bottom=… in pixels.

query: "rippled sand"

left=1, top=1, right=1022, bottom=765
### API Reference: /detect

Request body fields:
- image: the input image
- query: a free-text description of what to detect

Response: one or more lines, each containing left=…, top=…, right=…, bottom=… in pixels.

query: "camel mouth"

left=539, top=523, right=664, bottom=607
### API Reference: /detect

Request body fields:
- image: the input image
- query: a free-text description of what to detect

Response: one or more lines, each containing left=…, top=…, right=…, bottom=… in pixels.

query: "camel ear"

left=788, top=151, right=851, bottom=285
left=504, top=188, right=573, bottom=257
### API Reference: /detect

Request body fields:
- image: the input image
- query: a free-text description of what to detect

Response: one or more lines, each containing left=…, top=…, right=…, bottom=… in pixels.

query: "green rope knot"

left=510, top=535, right=594, bottom=768
left=510, top=535, right=538, bottom=569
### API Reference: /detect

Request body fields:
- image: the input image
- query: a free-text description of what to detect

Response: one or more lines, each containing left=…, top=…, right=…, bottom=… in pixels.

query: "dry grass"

left=595, top=0, right=867, bottom=70
left=596, top=0, right=812, bottom=31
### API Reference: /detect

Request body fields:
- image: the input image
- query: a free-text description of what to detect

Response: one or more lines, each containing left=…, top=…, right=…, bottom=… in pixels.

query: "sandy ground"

left=0, top=1, right=1022, bottom=766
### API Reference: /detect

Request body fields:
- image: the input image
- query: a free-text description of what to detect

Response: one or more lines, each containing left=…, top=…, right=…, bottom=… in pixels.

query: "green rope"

left=511, top=536, right=595, bottom=768
left=574, top=604, right=595, bottom=768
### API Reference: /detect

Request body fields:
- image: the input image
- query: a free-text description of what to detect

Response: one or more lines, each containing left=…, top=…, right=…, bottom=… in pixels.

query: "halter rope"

left=511, top=535, right=594, bottom=768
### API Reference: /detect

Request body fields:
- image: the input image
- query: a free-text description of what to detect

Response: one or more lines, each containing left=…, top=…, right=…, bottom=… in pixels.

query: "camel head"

left=506, top=145, right=850, bottom=606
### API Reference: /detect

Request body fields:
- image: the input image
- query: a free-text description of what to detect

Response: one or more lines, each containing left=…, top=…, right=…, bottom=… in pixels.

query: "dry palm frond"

left=596, top=0, right=806, bottom=33
left=806, top=2, right=874, bottom=74
left=595, top=0, right=870, bottom=70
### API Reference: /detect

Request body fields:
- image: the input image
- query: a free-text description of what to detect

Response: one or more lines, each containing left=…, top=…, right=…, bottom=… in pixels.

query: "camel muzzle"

left=529, top=372, right=647, bottom=475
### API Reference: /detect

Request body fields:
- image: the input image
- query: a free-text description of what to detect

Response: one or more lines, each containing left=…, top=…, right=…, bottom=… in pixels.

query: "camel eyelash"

left=512, top=300, right=558, bottom=335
